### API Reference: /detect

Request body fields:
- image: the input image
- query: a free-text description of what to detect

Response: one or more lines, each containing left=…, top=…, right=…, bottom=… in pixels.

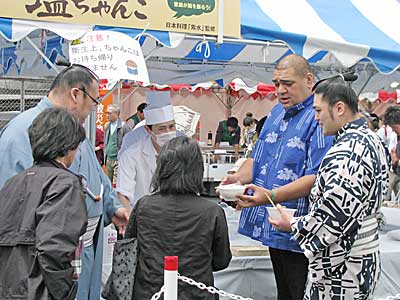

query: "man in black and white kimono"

left=238, top=77, right=390, bottom=300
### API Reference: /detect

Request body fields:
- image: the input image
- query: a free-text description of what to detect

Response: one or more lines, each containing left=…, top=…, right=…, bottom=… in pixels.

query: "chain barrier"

left=150, top=274, right=253, bottom=300
left=178, top=274, right=253, bottom=300
left=150, top=285, right=165, bottom=300
left=150, top=274, right=399, bottom=300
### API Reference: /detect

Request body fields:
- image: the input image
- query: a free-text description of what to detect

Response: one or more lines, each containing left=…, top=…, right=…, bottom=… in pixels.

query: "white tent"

left=1, top=0, right=399, bottom=93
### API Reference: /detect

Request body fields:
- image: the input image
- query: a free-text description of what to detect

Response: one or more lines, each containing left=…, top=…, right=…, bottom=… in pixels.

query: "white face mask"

left=246, top=125, right=256, bottom=135
left=155, top=131, right=177, bottom=147
left=248, top=126, right=256, bottom=134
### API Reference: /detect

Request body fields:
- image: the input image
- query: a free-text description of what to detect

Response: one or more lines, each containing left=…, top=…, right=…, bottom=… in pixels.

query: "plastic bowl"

left=216, top=184, right=246, bottom=201
left=266, top=207, right=296, bottom=220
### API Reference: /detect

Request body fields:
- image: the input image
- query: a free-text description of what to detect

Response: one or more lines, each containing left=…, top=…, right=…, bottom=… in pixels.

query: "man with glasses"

left=0, top=64, right=100, bottom=182
left=0, top=64, right=128, bottom=300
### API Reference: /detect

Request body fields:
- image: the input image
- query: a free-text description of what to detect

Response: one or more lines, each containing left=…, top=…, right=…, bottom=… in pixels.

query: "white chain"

left=178, top=274, right=254, bottom=300
left=150, top=277, right=400, bottom=300
left=149, top=274, right=253, bottom=300
left=150, top=285, right=165, bottom=300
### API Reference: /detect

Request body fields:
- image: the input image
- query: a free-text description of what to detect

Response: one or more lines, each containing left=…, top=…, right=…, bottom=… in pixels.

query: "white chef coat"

left=118, top=125, right=148, bottom=159
left=116, top=135, right=157, bottom=207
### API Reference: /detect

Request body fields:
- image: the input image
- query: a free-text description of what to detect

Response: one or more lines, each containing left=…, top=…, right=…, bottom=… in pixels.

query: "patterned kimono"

left=291, top=118, right=390, bottom=300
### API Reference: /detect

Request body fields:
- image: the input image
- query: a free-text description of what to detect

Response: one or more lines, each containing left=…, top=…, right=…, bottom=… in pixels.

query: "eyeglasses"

left=78, top=88, right=101, bottom=105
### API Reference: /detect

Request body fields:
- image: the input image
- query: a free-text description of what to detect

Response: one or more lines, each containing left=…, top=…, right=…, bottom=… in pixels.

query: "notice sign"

left=69, top=30, right=149, bottom=83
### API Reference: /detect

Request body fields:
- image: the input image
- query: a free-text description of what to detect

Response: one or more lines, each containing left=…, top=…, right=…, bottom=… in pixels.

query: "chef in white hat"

left=116, top=91, right=177, bottom=210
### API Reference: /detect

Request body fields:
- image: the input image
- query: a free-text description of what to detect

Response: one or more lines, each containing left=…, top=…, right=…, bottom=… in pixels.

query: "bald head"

left=272, top=54, right=314, bottom=109
left=275, top=54, right=312, bottom=77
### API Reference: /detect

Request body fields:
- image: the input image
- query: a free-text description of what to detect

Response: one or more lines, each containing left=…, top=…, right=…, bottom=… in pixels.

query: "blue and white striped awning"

left=240, top=0, right=400, bottom=74
left=0, top=0, right=399, bottom=82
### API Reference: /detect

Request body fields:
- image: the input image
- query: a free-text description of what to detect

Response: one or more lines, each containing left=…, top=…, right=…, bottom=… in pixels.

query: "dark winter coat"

left=125, top=193, right=232, bottom=300
left=0, top=161, right=88, bottom=300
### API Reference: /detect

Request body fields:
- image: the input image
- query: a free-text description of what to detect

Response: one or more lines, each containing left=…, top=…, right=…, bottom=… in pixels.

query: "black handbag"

left=102, top=237, right=138, bottom=300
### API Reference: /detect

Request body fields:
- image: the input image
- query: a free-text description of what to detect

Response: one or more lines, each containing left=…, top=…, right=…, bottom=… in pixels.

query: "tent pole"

left=117, top=80, right=121, bottom=105
left=217, top=0, right=224, bottom=44
left=20, top=79, right=25, bottom=112
left=145, top=44, right=163, bottom=61
left=232, top=95, right=243, bottom=107
left=185, top=35, right=287, bottom=48
left=357, top=71, right=376, bottom=96
left=213, top=89, right=228, bottom=109
left=100, top=80, right=123, bottom=103
left=25, top=36, right=59, bottom=74
left=226, top=85, right=232, bottom=118
left=121, top=86, right=140, bottom=106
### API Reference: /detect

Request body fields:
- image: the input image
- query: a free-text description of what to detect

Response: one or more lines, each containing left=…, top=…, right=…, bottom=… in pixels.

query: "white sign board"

left=69, top=30, right=149, bottom=83
left=173, top=105, right=200, bottom=137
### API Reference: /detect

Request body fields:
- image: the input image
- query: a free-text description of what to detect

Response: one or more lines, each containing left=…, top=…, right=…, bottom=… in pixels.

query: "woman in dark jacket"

left=126, top=136, right=232, bottom=300
left=0, top=108, right=88, bottom=300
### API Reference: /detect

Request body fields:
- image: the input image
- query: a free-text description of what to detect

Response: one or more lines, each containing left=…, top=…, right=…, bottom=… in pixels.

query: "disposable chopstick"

left=264, top=192, right=277, bottom=209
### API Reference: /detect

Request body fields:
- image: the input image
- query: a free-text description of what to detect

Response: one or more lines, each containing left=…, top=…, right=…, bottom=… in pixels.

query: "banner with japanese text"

left=0, top=0, right=240, bottom=37
left=96, top=89, right=113, bottom=131
left=69, top=30, right=150, bottom=83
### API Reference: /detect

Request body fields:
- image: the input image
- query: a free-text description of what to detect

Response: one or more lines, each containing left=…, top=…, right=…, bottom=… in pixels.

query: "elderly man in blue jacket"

left=0, top=64, right=128, bottom=300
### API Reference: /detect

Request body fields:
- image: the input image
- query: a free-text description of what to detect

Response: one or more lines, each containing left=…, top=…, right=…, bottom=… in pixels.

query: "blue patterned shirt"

left=238, top=95, right=334, bottom=252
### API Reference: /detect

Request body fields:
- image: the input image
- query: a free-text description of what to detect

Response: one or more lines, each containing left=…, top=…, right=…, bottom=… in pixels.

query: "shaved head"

left=272, top=54, right=314, bottom=109
left=275, top=54, right=312, bottom=77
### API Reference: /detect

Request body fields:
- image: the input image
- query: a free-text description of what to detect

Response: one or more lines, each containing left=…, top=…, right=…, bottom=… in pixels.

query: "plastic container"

left=216, top=184, right=246, bottom=201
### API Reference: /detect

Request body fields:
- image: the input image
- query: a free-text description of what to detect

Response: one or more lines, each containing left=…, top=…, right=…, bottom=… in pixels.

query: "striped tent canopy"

left=0, top=0, right=399, bottom=92
left=114, top=78, right=276, bottom=100
left=360, top=90, right=400, bottom=103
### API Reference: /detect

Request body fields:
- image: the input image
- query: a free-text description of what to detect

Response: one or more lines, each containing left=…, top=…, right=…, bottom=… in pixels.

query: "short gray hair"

left=108, top=104, right=120, bottom=115
left=29, top=108, right=86, bottom=162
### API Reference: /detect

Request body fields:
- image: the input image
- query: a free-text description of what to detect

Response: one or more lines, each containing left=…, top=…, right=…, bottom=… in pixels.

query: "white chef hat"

left=144, top=91, right=175, bottom=125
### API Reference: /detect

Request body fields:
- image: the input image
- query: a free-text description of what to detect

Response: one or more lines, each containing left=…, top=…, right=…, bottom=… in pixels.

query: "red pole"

left=164, top=256, right=178, bottom=300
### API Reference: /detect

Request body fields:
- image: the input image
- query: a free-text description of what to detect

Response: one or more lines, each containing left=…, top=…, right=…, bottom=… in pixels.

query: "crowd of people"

left=0, top=53, right=395, bottom=300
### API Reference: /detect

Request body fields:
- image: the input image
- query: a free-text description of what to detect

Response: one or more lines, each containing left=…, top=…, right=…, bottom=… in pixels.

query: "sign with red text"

left=96, top=90, right=113, bottom=131
left=69, top=30, right=149, bottom=83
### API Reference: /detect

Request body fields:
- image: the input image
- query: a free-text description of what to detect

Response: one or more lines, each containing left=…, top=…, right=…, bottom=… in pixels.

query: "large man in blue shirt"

left=224, top=54, right=334, bottom=300
left=0, top=65, right=128, bottom=300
